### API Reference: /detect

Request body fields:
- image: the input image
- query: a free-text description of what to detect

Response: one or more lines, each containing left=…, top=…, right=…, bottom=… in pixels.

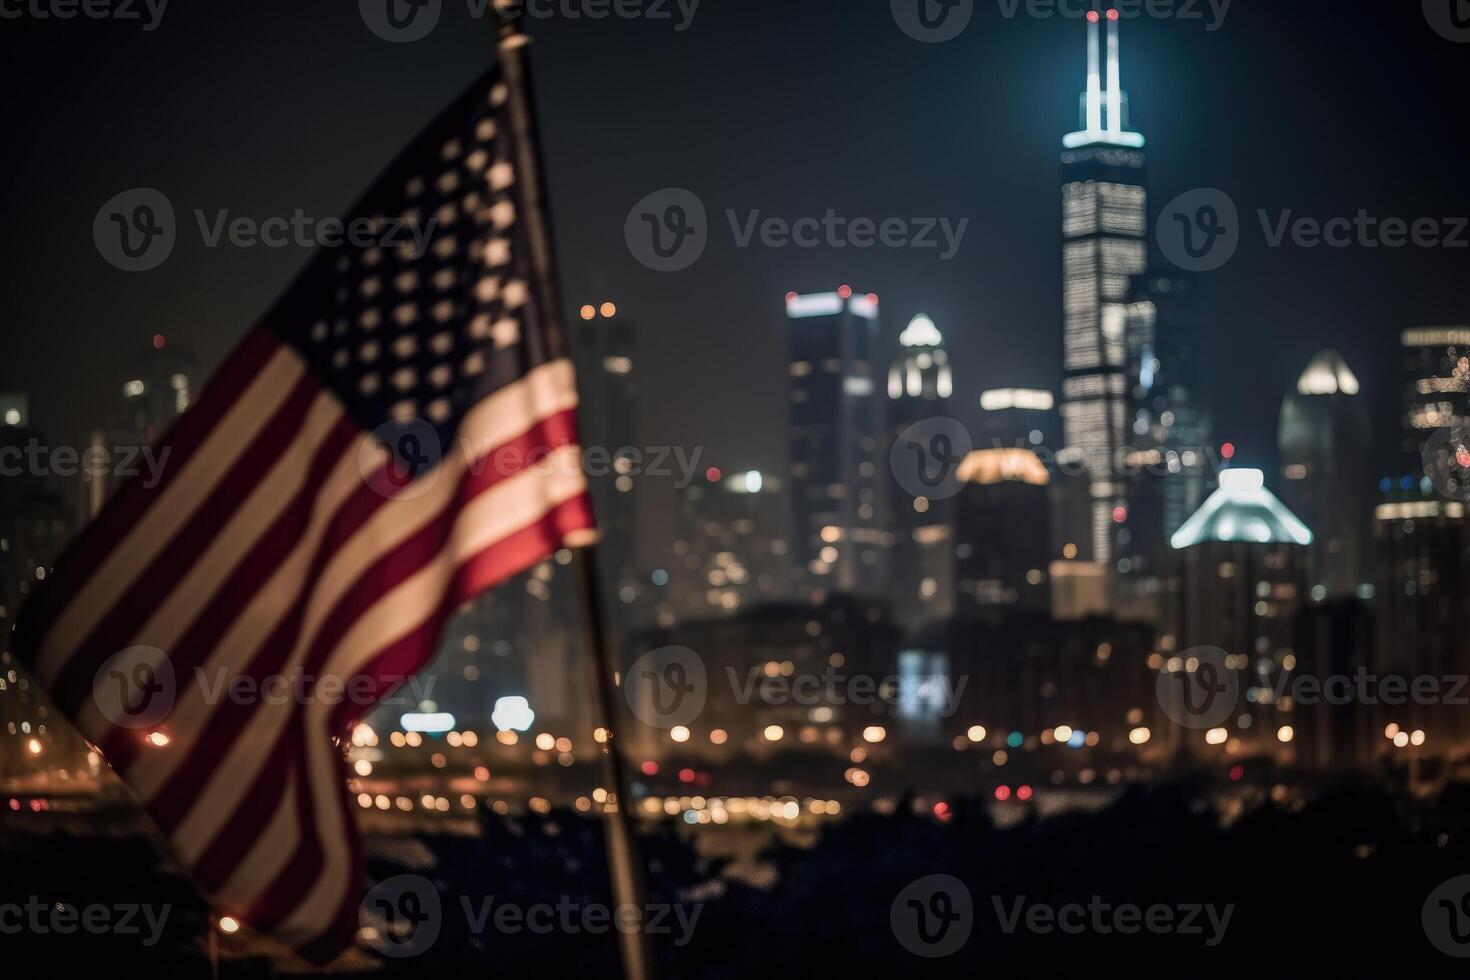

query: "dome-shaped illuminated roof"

left=1296, top=350, right=1360, bottom=396
left=1170, top=469, right=1313, bottom=549
left=956, top=448, right=1050, bottom=487
left=900, top=314, right=943, bottom=348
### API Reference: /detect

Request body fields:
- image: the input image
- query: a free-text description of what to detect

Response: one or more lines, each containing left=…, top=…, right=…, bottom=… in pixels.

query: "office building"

left=786, top=288, right=886, bottom=600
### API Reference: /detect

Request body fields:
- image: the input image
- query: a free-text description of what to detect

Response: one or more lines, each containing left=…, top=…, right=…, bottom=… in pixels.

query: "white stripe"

left=72, top=393, right=345, bottom=744
left=37, top=347, right=306, bottom=685
left=260, top=449, right=590, bottom=940
left=175, top=441, right=586, bottom=868
left=123, top=443, right=373, bottom=800
left=157, top=360, right=580, bottom=853
left=127, top=358, right=578, bottom=803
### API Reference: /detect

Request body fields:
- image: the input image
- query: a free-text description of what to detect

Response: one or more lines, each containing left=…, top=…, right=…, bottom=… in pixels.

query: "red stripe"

left=191, top=730, right=296, bottom=892
left=102, top=416, right=359, bottom=773
left=333, top=494, right=593, bottom=737
left=182, top=490, right=591, bottom=950
left=13, top=328, right=281, bottom=661
left=145, top=409, right=582, bottom=830
left=51, top=372, right=326, bottom=719
left=242, top=723, right=330, bottom=933
left=198, top=499, right=593, bottom=957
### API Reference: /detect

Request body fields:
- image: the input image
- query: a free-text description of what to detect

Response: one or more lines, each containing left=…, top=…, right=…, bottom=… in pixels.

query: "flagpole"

left=492, top=7, right=657, bottom=980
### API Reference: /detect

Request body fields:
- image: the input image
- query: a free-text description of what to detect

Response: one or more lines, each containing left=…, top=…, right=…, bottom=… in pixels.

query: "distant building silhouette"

left=1278, top=350, right=1374, bottom=599
left=886, top=314, right=954, bottom=628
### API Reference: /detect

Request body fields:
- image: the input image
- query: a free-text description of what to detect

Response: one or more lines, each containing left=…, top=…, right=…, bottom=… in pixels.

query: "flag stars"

left=278, top=86, right=536, bottom=455
left=502, top=280, right=528, bottom=309
left=484, top=239, right=511, bottom=267
left=490, top=84, right=509, bottom=106
left=491, top=318, right=520, bottom=350
left=488, top=162, right=514, bottom=191
left=489, top=201, right=516, bottom=230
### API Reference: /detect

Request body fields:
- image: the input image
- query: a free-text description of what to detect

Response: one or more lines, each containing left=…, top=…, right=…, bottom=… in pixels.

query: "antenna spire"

left=1064, top=9, right=1144, bottom=149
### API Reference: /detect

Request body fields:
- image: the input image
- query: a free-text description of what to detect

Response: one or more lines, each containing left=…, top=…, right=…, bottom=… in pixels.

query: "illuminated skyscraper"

left=670, top=469, right=790, bottom=620
left=1059, top=9, right=1148, bottom=565
left=1170, top=469, right=1312, bottom=758
left=1400, top=326, right=1470, bottom=476
left=887, top=314, right=954, bottom=625
left=786, top=288, right=885, bottom=600
left=1373, top=492, right=1470, bottom=756
left=979, top=387, right=1056, bottom=450
left=953, top=448, right=1053, bottom=618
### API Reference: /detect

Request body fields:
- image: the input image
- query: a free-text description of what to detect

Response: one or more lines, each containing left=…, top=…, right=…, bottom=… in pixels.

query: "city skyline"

left=7, top=2, right=1470, bottom=973
left=2, top=1, right=1467, bottom=490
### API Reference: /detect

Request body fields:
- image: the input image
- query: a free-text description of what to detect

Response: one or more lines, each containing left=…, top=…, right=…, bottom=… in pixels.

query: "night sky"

left=4, top=0, right=1469, bottom=491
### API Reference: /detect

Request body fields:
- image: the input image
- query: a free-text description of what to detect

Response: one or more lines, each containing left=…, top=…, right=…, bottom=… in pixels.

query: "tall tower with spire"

left=1058, top=9, right=1149, bottom=568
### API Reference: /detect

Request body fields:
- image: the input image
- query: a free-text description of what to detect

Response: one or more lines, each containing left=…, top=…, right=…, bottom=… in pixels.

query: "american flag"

left=14, top=67, right=595, bottom=961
